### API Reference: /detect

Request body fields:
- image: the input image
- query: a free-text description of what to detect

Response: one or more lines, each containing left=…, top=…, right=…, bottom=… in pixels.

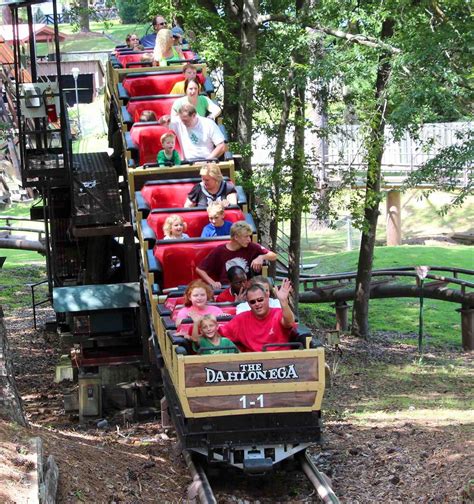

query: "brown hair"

left=184, top=77, right=201, bottom=94
left=139, top=110, right=157, bottom=122
left=183, top=63, right=197, bottom=74
left=183, top=280, right=214, bottom=307
left=177, top=103, right=196, bottom=116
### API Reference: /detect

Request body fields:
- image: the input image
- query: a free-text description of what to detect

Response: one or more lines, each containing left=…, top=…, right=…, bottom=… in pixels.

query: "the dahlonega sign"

left=205, top=362, right=299, bottom=383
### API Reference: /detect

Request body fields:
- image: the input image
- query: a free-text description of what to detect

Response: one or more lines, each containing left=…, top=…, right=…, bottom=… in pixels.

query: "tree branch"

left=257, top=14, right=401, bottom=54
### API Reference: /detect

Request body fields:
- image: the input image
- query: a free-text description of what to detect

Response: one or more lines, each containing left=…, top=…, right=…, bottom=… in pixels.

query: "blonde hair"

left=163, top=214, right=187, bottom=238
left=154, top=28, right=173, bottom=61
left=207, top=201, right=225, bottom=217
left=198, top=314, right=218, bottom=331
left=183, top=280, right=214, bottom=307
left=200, top=163, right=223, bottom=183
left=230, top=221, right=252, bottom=239
left=160, top=132, right=176, bottom=144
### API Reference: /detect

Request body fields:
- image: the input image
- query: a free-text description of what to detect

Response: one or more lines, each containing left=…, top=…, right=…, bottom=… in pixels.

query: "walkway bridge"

left=291, top=266, right=474, bottom=350
left=254, top=121, right=472, bottom=246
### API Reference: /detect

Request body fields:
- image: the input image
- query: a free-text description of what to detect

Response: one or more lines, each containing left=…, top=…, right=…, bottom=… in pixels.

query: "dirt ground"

left=1, top=306, right=473, bottom=503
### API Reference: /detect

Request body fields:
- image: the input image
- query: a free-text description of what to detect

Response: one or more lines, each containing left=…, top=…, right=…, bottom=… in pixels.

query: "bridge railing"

left=294, top=266, right=474, bottom=350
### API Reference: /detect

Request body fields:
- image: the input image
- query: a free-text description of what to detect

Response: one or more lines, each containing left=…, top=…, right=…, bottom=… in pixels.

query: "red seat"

left=116, top=51, right=153, bottom=68
left=171, top=303, right=236, bottom=320
left=177, top=319, right=231, bottom=334
left=164, top=296, right=185, bottom=311
left=153, top=239, right=228, bottom=289
left=126, top=96, right=177, bottom=123
left=117, top=50, right=196, bottom=69
left=147, top=208, right=245, bottom=239
left=130, top=123, right=183, bottom=165
left=140, top=181, right=196, bottom=209
left=123, top=71, right=205, bottom=98
left=182, top=50, right=196, bottom=60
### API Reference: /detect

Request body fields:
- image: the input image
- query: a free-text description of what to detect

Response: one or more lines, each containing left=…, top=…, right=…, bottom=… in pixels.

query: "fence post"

left=458, top=306, right=474, bottom=351
left=386, top=189, right=402, bottom=246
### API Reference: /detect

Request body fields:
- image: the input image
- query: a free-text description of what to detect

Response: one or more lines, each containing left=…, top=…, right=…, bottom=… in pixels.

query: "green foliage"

left=404, top=130, right=474, bottom=211
left=115, top=0, right=148, bottom=24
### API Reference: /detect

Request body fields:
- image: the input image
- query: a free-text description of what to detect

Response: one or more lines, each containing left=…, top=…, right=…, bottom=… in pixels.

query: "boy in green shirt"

left=189, top=314, right=238, bottom=354
left=157, top=132, right=181, bottom=166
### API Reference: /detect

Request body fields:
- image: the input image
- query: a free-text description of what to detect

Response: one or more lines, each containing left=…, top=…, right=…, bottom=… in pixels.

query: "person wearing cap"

left=171, top=26, right=185, bottom=46
left=140, top=15, right=168, bottom=48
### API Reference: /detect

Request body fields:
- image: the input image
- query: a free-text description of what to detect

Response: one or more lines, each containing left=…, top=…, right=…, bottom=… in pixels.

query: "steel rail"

left=182, top=451, right=217, bottom=504
left=283, top=265, right=474, bottom=281
left=298, top=450, right=340, bottom=504
left=293, top=268, right=474, bottom=289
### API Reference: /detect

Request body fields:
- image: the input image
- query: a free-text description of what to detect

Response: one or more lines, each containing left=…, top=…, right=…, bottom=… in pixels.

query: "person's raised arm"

left=196, top=266, right=222, bottom=289
left=275, top=278, right=295, bottom=329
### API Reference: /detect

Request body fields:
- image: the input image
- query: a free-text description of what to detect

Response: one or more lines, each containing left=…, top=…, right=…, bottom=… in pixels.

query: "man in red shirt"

left=196, top=221, right=277, bottom=289
left=220, top=279, right=296, bottom=352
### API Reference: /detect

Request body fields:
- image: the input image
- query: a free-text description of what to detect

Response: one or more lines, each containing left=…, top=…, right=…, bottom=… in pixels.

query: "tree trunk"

left=237, top=0, right=259, bottom=188
left=288, top=0, right=308, bottom=314
left=351, top=19, right=395, bottom=338
left=78, top=0, right=90, bottom=33
left=268, top=67, right=295, bottom=278
left=288, top=80, right=305, bottom=314
left=222, top=0, right=241, bottom=139
left=0, top=314, right=28, bottom=426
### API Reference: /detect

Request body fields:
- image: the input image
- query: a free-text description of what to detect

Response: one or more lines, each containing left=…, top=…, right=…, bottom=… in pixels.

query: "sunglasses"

left=248, top=297, right=265, bottom=305
left=157, top=21, right=167, bottom=26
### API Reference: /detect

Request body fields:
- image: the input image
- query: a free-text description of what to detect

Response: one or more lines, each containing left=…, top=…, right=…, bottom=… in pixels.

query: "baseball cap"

left=171, top=26, right=184, bottom=38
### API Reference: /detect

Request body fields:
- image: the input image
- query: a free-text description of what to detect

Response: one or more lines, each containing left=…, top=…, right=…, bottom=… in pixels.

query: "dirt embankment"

left=1, top=307, right=473, bottom=502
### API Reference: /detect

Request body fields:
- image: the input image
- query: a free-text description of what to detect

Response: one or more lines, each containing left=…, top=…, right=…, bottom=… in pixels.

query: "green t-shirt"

left=193, top=337, right=238, bottom=354
left=172, top=95, right=210, bottom=117
left=157, top=149, right=181, bottom=166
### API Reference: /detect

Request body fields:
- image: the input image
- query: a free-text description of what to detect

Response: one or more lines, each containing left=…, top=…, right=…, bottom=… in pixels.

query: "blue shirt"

left=140, top=33, right=156, bottom=48
left=201, top=220, right=233, bottom=237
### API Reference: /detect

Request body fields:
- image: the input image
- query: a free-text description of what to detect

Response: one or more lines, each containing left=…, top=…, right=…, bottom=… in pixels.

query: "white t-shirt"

left=236, top=298, right=281, bottom=315
left=169, top=116, right=225, bottom=160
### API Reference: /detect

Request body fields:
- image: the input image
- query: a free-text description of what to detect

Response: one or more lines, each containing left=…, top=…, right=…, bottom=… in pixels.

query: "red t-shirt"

left=216, top=288, right=236, bottom=302
left=199, top=242, right=269, bottom=284
left=220, top=308, right=295, bottom=352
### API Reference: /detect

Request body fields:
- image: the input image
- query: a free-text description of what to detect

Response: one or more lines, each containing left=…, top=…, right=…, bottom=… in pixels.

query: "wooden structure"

left=297, top=267, right=474, bottom=350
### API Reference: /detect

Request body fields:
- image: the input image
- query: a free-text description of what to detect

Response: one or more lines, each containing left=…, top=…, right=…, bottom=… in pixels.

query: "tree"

left=312, top=0, right=472, bottom=337
left=77, top=0, right=90, bottom=32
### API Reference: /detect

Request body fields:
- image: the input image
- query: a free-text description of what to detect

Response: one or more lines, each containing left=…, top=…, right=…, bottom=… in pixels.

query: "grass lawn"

left=36, top=21, right=149, bottom=55
left=0, top=204, right=47, bottom=311
left=300, top=244, right=473, bottom=348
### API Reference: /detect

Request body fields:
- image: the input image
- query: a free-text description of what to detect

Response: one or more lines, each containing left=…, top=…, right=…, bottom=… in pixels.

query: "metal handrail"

left=30, top=280, right=50, bottom=330
left=297, top=268, right=474, bottom=290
